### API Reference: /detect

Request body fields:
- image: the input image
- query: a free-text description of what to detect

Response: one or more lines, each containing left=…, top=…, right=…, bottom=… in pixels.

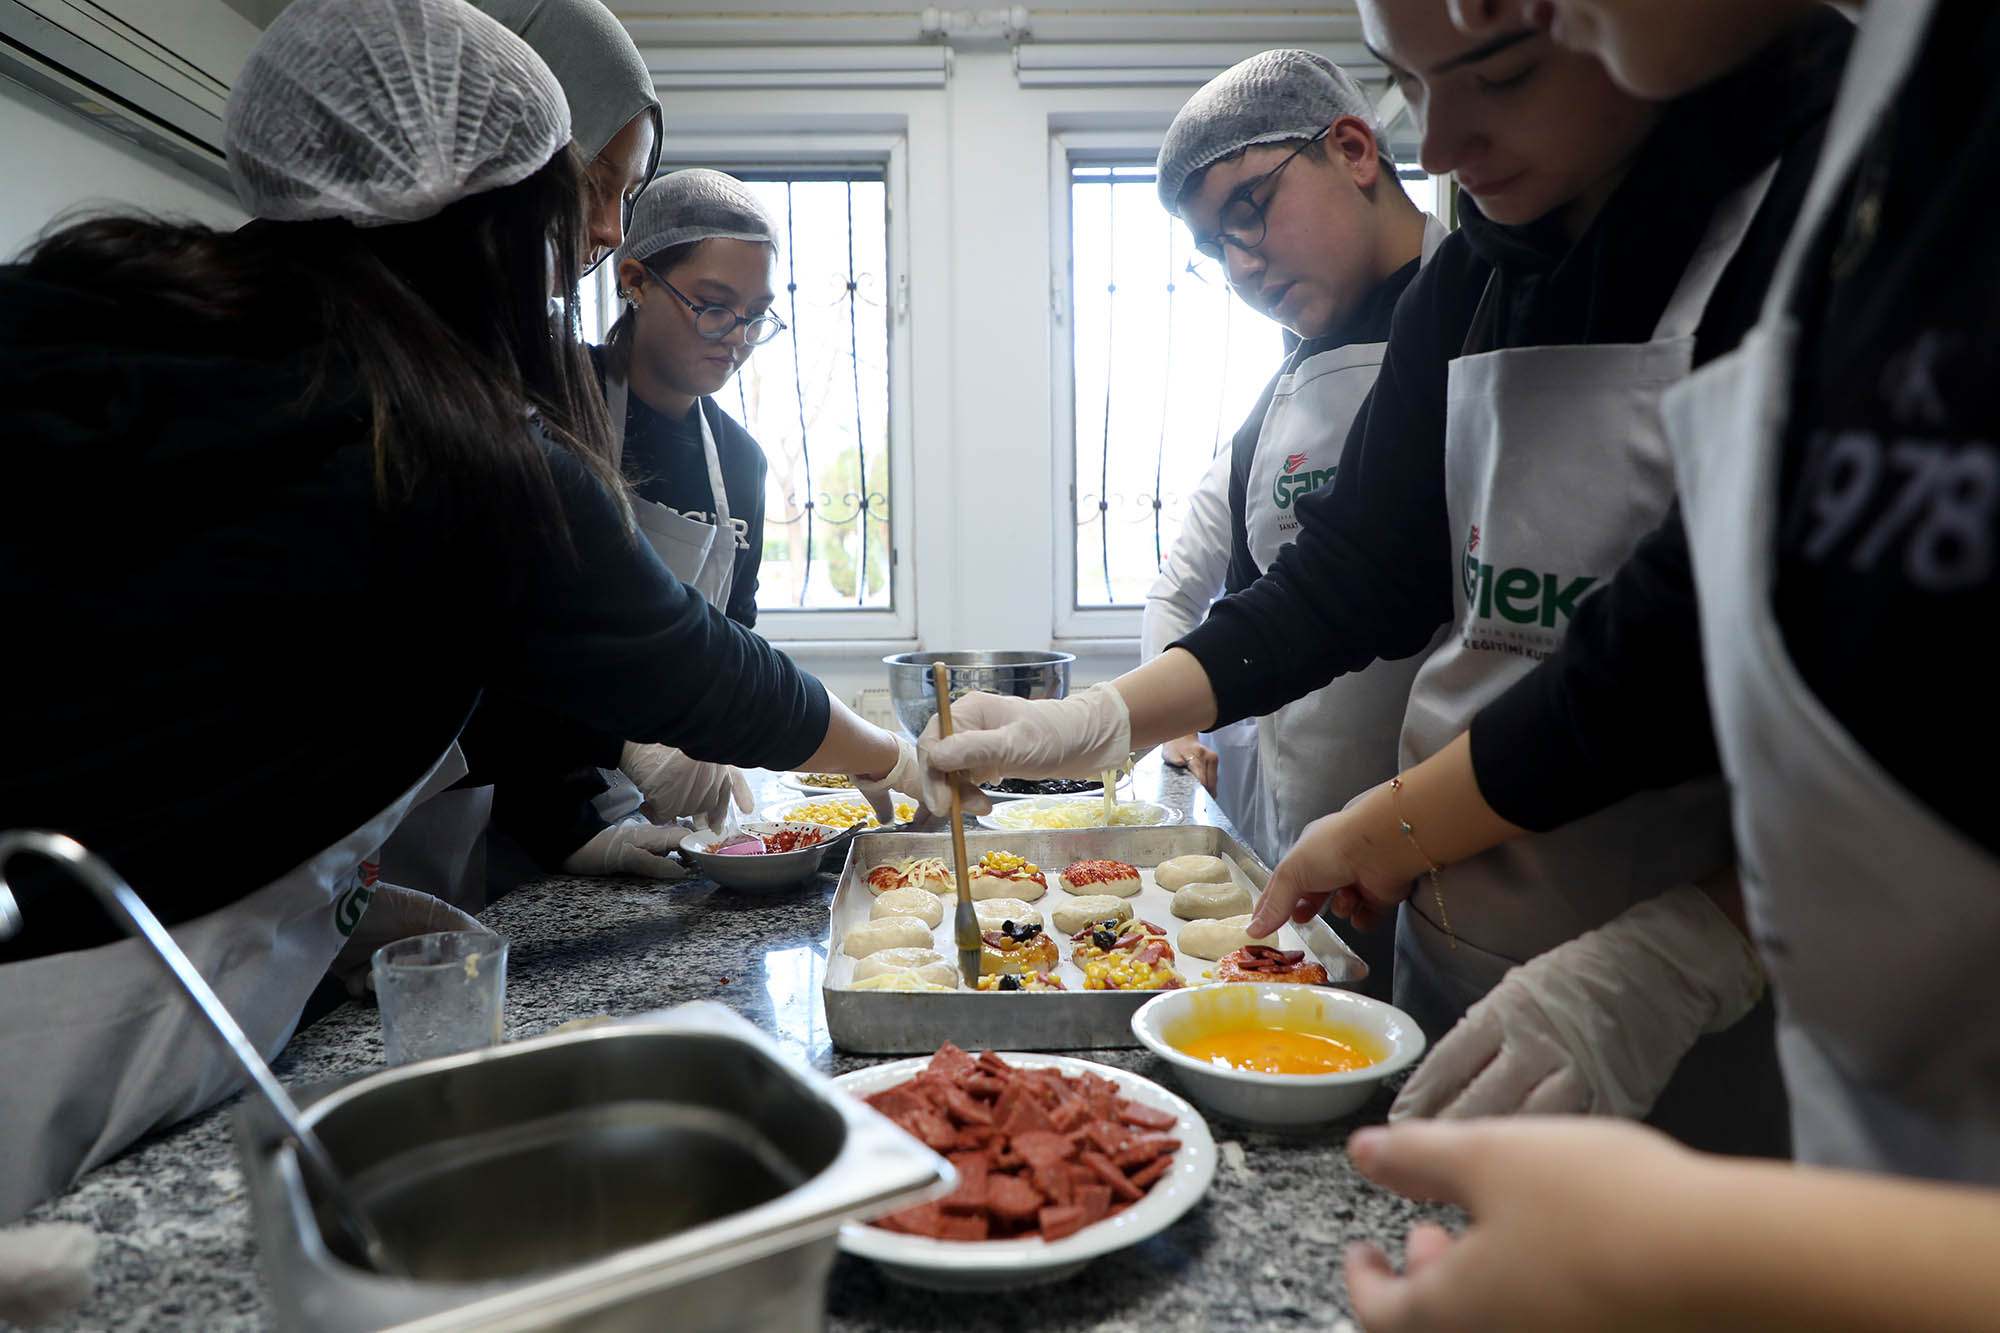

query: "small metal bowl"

left=679, top=822, right=842, bottom=891
left=882, top=650, right=1075, bottom=739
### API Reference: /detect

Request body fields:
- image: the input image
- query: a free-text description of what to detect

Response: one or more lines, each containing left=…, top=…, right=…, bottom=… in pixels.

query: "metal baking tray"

left=822, top=826, right=1367, bottom=1054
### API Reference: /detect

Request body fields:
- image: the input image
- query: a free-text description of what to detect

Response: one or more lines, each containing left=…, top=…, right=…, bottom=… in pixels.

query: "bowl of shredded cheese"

left=765, top=795, right=918, bottom=829
left=974, top=795, right=1177, bottom=831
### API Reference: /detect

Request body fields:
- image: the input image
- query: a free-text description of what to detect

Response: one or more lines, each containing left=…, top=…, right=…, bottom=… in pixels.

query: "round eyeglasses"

left=1188, top=128, right=1331, bottom=269
left=647, top=270, right=788, bottom=346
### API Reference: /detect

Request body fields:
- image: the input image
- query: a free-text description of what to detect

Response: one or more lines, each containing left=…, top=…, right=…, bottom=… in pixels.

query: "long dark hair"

left=23, top=147, right=627, bottom=550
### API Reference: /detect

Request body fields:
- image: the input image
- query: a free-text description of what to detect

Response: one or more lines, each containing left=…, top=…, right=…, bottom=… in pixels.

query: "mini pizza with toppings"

left=1068, top=918, right=1173, bottom=967
left=969, top=851, right=1048, bottom=901
left=1214, top=944, right=1329, bottom=985
left=1055, top=858, right=1142, bottom=897
left=975, top=970, right=1067, bottom=992
left=980, top=919, right=1060, bottom=975
left=1069, top=919, right=1181, bottom=990
left=865, top=856, right=954, bottom=896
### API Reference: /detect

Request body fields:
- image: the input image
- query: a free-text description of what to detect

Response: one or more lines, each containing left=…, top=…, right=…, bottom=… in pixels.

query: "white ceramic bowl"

left=833, top=1053, right=1216, bottom=1290
left=1130, top=984, right=1426, bottom=1128
left=973, top=796, right=1178, bottom=832
left=678, top=822, right=841, bottom=891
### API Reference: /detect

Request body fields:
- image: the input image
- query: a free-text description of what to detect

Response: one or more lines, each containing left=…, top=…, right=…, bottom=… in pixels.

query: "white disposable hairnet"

left=615, top=169, right=780, bottom=271
left=224, top=0, right=572, bottom=227
left=1156, top=49, right=1389, bottom=215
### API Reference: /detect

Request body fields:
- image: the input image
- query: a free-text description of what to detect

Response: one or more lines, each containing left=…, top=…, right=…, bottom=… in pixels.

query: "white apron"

left=607, top=371, right=738, bottom=609
left=1393, top=168, right=1777, bottom=1034
left=1665, top=0, right=2000, bottom=1180
left=1246, top=216, right=1448, bottom=861
left=593, top=372, right=742, bottom=822
left=0, top=744, right=463, bottom=1222
left=1202, top=716, right=1266, bottom=854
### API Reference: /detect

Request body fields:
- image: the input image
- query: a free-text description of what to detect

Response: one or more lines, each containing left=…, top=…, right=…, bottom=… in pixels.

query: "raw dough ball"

left=1050, top=895, right=1135, bottom=937
left=853, top=946, right=948, bottom=980
left=850, top=968, right=957, bottom=992
left=872, top=888, right=945, bottom=929
left=1171, top=879, right=1254, bottom=921
left=842, top=916, right=934, bottom=958
left=971, top=872, right=1046, bottom=902
left=1154, top=854, right=1231, bottom=892
left=974, top=898, right=1044, bottom=931
left=1176, top=914, right=1274, bottom=961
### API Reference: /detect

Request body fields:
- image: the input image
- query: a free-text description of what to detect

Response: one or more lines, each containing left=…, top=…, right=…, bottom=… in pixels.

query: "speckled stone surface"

left=21, top=759, right=1451, bottom=1331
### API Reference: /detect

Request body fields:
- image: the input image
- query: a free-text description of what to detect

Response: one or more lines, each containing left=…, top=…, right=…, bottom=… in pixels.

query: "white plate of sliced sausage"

left=834, top=1046, right=1216, bottom=1290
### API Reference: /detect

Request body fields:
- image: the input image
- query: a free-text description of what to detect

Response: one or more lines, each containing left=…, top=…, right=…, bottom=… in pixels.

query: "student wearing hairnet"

left=924, top=0, right=1855, bottom=1153
left=0, top=0, right=917, bottom=1221
left=464, top=171, right=793, bottom=879
left=1316, top=5, right=2000, bottom=1330
left=1139, top=50, right=1446, bottom=992
left=362, top=0, right=665, bottom=906
left=475, top=0, right=660, bottom=268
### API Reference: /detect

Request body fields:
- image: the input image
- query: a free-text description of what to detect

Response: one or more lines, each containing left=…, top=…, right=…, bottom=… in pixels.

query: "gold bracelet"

left=1389, top=776, right=1454, bottom=950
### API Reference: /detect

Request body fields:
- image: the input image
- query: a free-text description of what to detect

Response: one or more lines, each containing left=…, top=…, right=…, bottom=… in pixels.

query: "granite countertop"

left=22, top=759, right=1452, bottom=1331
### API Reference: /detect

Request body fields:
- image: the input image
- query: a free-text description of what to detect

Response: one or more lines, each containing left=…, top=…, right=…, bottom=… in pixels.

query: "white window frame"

left=1050, top=127, right=1178, bottom=642
left=647, top=132, right=917, bottom=643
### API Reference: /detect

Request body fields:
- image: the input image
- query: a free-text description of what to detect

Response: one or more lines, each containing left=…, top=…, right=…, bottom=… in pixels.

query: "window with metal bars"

left=1062, top=159, right=1441, bottom=614
left=583, top=168, right=894, bottom=614
left=1066, top=161, right=1282, bottom=610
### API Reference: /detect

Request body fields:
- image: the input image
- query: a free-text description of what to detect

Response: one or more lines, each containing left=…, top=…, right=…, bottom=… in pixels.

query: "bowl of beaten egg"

left=1129, top=984, right=1425, bottom=1127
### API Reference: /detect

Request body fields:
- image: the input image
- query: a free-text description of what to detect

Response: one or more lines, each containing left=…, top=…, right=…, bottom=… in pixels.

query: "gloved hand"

left=853, top=734, right=925, bottom=826
left=1162, top=734, right=1219, bottom=793
left=1390, top=885, right=1766, bottom=1122
left=918, top=683, right=1131, bottom=817
left=562, top=815, right=690, bottom=880
left=618, top=741, right=752, bottom=830
left=329, top=883, right=483, bottom=998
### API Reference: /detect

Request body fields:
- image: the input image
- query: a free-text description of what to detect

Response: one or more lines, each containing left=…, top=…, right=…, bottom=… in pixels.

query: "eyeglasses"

left=1188, top=128, right=1331, bottom=268
left=646, top=270, right=788, bottom=346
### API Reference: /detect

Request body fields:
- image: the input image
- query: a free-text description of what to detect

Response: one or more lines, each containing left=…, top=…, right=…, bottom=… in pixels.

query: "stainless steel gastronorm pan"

left=238, top=1003, right=951, bottom=1332
left=822, top=826, right=1367, bottom=1055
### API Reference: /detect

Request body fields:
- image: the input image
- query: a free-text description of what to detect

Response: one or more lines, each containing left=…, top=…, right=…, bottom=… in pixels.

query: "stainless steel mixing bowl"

left=882, top=650, right=1074, bottom=739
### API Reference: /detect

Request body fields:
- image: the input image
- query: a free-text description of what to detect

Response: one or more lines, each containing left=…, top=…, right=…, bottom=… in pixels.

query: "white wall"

left=0, top=76, right=242, bottom=261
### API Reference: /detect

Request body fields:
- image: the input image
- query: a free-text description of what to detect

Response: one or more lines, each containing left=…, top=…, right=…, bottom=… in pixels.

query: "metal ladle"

left=0, top=831, right=403, bottom=1275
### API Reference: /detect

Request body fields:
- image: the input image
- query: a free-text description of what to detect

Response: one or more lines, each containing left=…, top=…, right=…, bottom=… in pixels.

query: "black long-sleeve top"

left=1471, top=1, right=2000, bottom=857
left=1175, top=11, right=1852, bottom=734
left=461, top=355, right=774, bottom=868
left=0, top=269, right=828, bottom=958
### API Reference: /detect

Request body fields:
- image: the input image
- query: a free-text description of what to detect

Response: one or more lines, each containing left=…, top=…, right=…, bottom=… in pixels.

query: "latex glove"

left=562, top=815, right=690, bottom=879
left=329, top=884, right=482, bottom=998
left=618, top=741, right=752, bottom=831
left=1391, top=885, right=1765, bottom=1123
left=0, top=1222, right=96, bottom=1326
left=1343, top=1117, right=1715, bottom=1333
left=918, top=683, right=1131, bottom=817
left=1161, top=734, right=1219, bottom=793
left=853, top=734, right=925, bottom=826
